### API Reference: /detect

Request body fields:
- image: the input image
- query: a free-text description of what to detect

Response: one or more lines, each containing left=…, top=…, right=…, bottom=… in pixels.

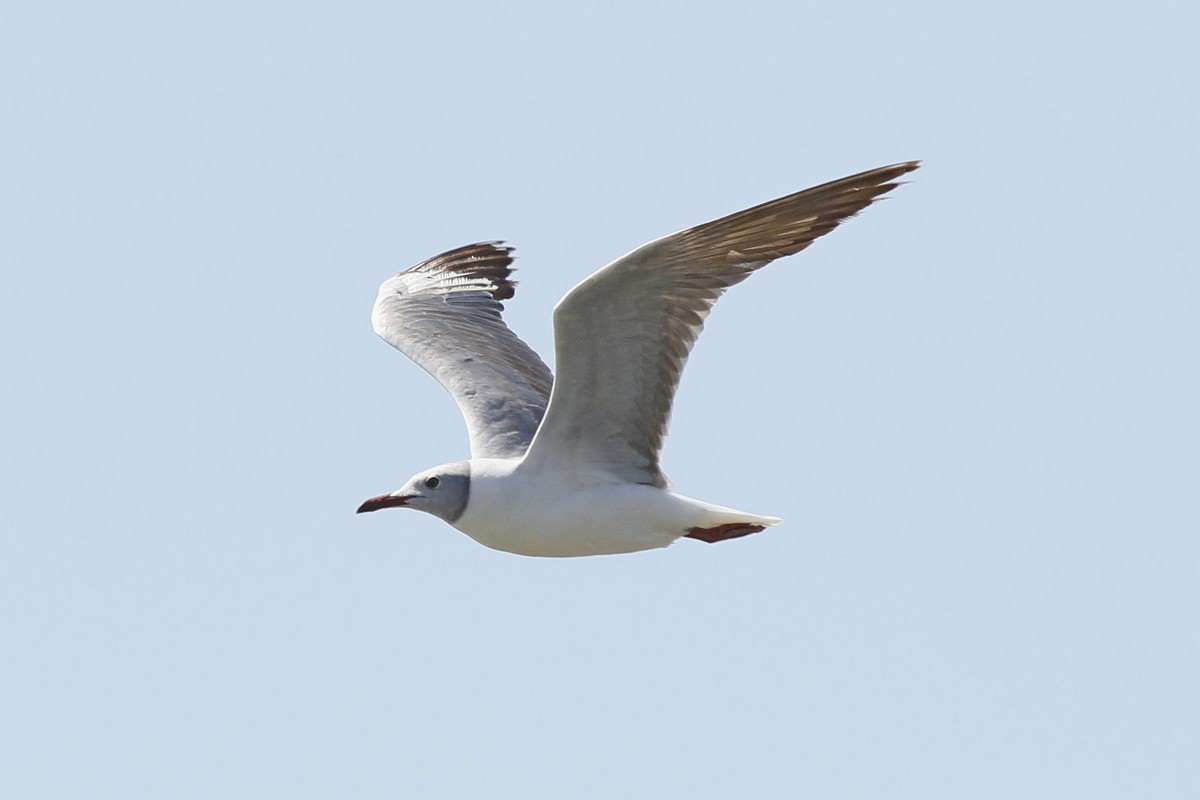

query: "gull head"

left=356, top=460, right=471, bottom=524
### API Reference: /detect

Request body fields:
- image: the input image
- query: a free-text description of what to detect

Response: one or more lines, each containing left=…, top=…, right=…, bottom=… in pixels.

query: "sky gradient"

left=3, top=1, right=1198, bottom=797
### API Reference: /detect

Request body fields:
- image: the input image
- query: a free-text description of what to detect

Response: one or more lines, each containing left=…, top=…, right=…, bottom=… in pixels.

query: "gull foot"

left=684, top=522, right=766, bottom=544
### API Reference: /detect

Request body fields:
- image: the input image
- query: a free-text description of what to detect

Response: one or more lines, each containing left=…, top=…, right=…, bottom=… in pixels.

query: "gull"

left=357, top=162, right=918, bottom=557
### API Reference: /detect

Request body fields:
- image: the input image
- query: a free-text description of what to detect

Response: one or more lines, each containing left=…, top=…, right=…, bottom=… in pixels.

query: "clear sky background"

left=3, top=1, right=1197, bottom=797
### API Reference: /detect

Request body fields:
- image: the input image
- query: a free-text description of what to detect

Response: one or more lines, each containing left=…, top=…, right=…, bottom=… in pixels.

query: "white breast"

left=451, top=460, right=693, bottom=557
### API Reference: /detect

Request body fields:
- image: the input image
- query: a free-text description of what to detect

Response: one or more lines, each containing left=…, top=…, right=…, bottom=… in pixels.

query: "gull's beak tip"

left=357, top=493, right=410, bottom=514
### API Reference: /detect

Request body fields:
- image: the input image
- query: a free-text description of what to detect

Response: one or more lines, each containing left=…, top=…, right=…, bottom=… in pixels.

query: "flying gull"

left=357, top=161, right=919, bottom=556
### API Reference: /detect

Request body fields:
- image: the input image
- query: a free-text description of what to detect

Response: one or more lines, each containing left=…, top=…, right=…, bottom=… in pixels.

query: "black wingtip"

left=408, top=241, right=519, bottom=301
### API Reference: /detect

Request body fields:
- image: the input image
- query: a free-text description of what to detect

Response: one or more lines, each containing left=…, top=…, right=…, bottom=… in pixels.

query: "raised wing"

left=521, top=162, right=919, bottom=486
left=371, top=242, right=553, bottom=459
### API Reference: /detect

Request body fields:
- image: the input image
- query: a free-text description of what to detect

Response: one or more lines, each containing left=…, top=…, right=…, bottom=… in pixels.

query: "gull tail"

left=680, top=499, right=782, bottom=544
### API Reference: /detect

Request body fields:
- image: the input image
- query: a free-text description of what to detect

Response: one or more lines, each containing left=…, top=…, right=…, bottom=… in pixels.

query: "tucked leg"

left=684, top=522, right=766, bottom=544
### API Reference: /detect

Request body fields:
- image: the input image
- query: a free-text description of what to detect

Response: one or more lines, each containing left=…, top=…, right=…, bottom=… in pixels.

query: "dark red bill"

left=356, top=494, right=412, bottom=514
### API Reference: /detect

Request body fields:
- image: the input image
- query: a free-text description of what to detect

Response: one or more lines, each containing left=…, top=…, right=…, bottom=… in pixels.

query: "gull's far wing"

left=521, top=162, right=919, bottom=486
left=371, top=242, right=553, bottom=459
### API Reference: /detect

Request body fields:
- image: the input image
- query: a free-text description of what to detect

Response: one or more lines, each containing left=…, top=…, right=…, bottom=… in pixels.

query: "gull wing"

left=371, top=242, right=553, bottom=459
left=521, top=162, right=919, bottom=486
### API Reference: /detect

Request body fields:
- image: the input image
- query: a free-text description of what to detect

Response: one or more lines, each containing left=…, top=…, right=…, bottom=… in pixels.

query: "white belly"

left=453, top=479, right=680, bottom=556
left=451, top=460, right=787, bottom=554
left=451, top=461, right=779, bottom=557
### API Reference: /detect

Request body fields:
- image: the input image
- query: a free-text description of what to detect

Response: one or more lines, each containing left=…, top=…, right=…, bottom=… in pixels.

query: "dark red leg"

left=684, top=522, right=766, bottom=544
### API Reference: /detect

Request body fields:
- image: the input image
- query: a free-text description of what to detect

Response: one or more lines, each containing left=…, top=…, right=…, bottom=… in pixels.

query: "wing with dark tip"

left=371, top=242, right=553, bottom=459
left=521, top=162, right=919, bottom=486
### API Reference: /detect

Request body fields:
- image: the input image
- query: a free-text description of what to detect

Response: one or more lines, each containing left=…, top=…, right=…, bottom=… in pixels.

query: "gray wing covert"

left=371, top=242, right=553, bottom=459
left=522, top=162, right=919, bottom=486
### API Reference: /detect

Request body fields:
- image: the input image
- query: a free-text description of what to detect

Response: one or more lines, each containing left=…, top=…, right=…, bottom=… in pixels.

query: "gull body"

left=461, top=459, right=779, bottom=557
left=357, top=162, right=918, bottom=557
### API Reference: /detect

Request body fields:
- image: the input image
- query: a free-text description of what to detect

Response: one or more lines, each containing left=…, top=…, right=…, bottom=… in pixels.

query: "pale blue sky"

left=3, top=1, right=1197, bottom=797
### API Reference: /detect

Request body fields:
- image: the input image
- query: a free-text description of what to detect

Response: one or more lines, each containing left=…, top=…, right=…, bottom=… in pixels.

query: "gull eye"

left=424, top=476, right=441, bottom=490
